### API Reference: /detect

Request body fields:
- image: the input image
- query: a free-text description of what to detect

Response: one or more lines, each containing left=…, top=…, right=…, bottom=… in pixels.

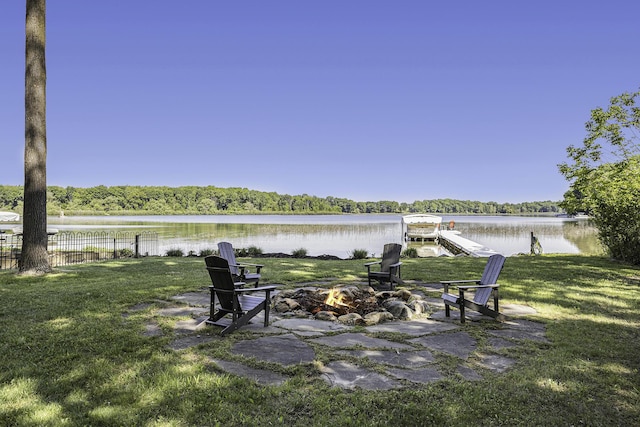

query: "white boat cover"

left=0, top=212, right=20, bottom=222
left=402, top=214, right=442, bottom=224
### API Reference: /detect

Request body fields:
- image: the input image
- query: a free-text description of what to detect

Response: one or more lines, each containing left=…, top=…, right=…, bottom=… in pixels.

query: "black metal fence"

left=0, top=231, right=159, bottom=270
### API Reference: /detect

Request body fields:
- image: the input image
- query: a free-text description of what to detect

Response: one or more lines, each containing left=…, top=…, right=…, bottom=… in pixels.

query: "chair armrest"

left=456, top=283, right=500, bottom=290
left=237, top=262, right=263, bottom=274
left=364, top=261, right=381, bottom=273
left=442, top=293, right=459, bottom=304
left=389, top=262, right=402, bottom=268
left=229, top=263, right=246, bottom=274
left=238, top=262, right=264, bottom=268
left=442, top=279, right=479, bottom=293
left=209, top=286, right=240, bottom=294
left=440, top=279, right=481, bottom=285
left=235, top=285, right=278, bottom=293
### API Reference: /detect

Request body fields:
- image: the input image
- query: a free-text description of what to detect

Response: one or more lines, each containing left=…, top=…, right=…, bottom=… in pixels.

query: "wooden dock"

left=438, top=230, right=501, bottom=257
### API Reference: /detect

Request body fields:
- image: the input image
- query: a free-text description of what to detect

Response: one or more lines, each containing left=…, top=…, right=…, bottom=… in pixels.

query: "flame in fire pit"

left=324, top=288, right=352, bottom=309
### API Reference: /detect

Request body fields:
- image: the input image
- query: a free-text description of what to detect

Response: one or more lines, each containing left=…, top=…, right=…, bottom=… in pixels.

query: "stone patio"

left=128, top=283, right=548, bottom=390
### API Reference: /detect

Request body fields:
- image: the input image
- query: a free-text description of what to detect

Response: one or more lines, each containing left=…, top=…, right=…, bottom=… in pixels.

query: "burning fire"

left=324, top=288, right=352, bottom=309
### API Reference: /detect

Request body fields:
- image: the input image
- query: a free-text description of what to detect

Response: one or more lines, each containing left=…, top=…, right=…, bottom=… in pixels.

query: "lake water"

left=44, top=214, right=602, bottom=258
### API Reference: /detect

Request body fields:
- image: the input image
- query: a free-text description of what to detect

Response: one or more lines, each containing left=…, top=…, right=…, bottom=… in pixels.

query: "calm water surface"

left=45, top=214, right=602, bottom=258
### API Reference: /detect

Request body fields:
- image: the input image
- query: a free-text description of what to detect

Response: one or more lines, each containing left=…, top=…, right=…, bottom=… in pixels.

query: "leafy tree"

left=0, top=183, right=563, bottom=215
left=559, top=88, right=640, bottom=264
left=21, top=0, right=51, bottom=273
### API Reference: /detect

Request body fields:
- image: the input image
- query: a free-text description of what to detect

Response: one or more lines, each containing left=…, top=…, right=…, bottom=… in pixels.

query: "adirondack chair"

left=364, top=243, right=403, bottom=290
left=204, top=255, right=277, bottom=336
left=441, top=254, right=506, bottom=323
left=217, top=241, right=263, bottom=287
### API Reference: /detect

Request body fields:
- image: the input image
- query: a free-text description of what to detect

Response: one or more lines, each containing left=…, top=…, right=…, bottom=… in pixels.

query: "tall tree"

left=559, top=88, right=640, bottom=264
left=21, top=0, right=51, bottom=273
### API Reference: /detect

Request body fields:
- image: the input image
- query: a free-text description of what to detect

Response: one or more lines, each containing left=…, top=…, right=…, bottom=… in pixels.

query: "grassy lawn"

left=1, top=255, right=639, bottom=426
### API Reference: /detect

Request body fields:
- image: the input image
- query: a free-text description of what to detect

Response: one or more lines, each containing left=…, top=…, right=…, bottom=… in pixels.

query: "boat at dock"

left=0, top=212, right=20, bottom=222
left=402, top=214, right=442, bottom=241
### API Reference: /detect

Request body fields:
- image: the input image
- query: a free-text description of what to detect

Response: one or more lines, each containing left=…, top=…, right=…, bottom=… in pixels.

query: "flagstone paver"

left=386, top=366, right=443, bottom=384
left=410, top=331, right=478, bottom=359
left=337, top=349, right=436, bottom=368
left=487, top=336, right=519, bottom=349
left=320, top=361, right=402, bottom=390
left=157, top=306, right=207, bottom=318
left=209, top=358, right=289, bottom=386
left=457, top=365, right=483, bottom=381
left=232, top=334, right=316, bottom=366
left=272, top=318, right=351, bottom=333
left=143, top=323, right=163, bottom=337
left=308, top=332, right=413, bottom=350
left=473, top=353, right=517, bottom=373
left=366, top=317, right=459, bottom=335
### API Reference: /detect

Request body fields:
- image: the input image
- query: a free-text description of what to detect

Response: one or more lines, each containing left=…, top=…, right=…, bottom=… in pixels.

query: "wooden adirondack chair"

left=441, top=254, right=506, bottom=323
left=365, top=243, right=403, bottom=290
left=217, top=241, right=263, bottom=287
left=204, top=255, right=276, bottom=336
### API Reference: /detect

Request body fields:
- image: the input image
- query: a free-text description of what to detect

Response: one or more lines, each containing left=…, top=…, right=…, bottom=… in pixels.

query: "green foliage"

left=349, top=248, right=369, bottom=259
left=559, top=87, right=640, bottom=264
left=0, top=184, right=561, bottom=216
left=165, top=248, right=184, bottom=257
left=291, top=247, right=308, bottom=258
left=246, top=245, right=263, bottom=257
left=402, top=247, right=419, bottom=258
left=584, top=158, right=640, bottom=263
left=234, top=246, right=263, bottom=257
left=117, top=248, right=134, bottom=258
left=198, top=248, right=216, bottom=257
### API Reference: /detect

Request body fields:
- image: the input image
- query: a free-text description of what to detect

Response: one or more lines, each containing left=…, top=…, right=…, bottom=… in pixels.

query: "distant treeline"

left=0, top=185, right=562, bottom=215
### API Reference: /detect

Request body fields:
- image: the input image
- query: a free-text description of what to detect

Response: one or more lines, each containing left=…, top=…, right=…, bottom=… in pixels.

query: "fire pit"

left=273, top=286, right=432, bottom=326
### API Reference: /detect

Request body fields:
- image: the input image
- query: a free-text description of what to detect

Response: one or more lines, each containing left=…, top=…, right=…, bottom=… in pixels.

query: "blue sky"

left=1, top=1, right=639, bottom=204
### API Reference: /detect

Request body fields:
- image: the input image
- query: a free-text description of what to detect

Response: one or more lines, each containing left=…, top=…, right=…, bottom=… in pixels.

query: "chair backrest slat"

left=380, top=243, right=402, bottom=272
left=205, top=255, right=239, bottom=310
left=218, top=242, right=239, bottom=276
left=474, top=254, right=505, bottom=305
left=479, top=254, right=505, bottom=285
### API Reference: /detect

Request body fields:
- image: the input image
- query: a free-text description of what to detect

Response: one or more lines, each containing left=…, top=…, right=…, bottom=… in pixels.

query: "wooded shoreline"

left=0, top=184, right=562, bottom=216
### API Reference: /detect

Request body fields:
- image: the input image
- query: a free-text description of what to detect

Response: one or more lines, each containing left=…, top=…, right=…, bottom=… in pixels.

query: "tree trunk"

left=21, top=0, right=51, bottom=274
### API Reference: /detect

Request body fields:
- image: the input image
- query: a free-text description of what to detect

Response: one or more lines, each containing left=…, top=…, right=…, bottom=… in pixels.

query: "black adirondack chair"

left=364, top=243, right=403, bottom=290
left=441, top=254, right=506, bottom=323
left=204, top=255, right=276, bottom=336
left=217, top=241, right=263, bottom=287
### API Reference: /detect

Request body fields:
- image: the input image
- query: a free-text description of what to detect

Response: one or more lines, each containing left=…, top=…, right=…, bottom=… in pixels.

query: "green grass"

left=1, top=255, right=639, bottom=426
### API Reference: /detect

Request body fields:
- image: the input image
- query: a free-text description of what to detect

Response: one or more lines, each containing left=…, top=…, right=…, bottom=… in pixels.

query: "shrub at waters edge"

left=350, top=248, right=369, bottom=259
left=165, top=248, right=184, bottom=257
left=402, top=247, right=419, bottom=258
left=291, top=248, right=308, bottom=258
left=235, top=246, right=264, bottom=257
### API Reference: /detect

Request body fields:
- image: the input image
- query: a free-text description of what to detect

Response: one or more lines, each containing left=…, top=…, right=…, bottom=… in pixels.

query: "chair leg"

left=263, top=302, right=270, bottom=327
left=208, top=287, right=216, bottom=321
